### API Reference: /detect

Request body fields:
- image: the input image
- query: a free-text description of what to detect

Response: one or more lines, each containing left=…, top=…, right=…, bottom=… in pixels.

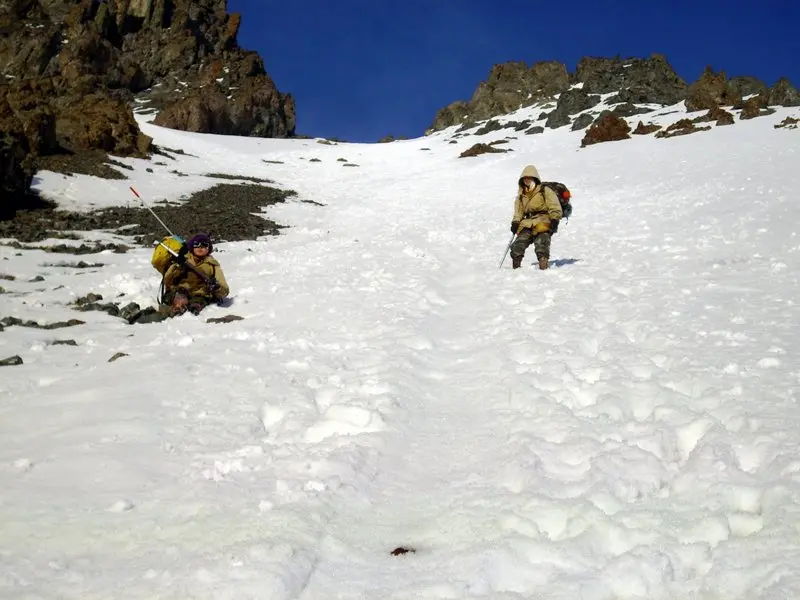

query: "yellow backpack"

left=151, top=235, right=185, bottom=274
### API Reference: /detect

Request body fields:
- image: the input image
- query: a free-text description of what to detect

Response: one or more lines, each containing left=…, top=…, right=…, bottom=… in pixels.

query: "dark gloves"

left=550, top=219, right=560, bottom=234
left=206, top=277, right=220, bottom=293
left=510, top=221, right=520, bottom=234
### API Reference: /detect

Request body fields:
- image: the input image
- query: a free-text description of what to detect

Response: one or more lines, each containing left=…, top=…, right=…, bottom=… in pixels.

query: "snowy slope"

left=1, top=101, right=799, bottom=600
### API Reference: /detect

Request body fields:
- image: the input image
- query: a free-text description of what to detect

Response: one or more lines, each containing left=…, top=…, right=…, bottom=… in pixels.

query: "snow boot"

left=512, top=256, right=522, bottom=269
left=538, top=256, right=549, bottom=270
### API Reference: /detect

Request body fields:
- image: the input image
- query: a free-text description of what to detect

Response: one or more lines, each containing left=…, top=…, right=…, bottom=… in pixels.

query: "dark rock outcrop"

left=459, top=143, right=508, bottom=158
left=768, top=78, right=800, bottom=107
left=655, top=119, right=712, bottom=139
left=0, top=81, right=57, bottom=219
left=0, top=132, right=33, bottom=221
left=545, top=89, right=602, bottom=129
left=428, top=53, right=796, bottom=136
left=430, top=60, right=569, bottom=131
left=737, top=97, right=775, bottom=120
left=0, top=0, right=295, bottom=139
left=429, top=54, right=686, bottom=133
left=685, top=67, right=743, bottom=111
left=728, top=76, right=769, bottom=99
left=774, top=116, right=798, bottom=130
left=692, top=106, right=735, bottom=126
left=0, top=0, right=295, bottom=219
left=574, top=54, right=688, bottom=105
left=570, top=113, right=595, bottom=131
left=581, top=113, right=631, bottom=147
left=632, top=121, right=661, bottom=135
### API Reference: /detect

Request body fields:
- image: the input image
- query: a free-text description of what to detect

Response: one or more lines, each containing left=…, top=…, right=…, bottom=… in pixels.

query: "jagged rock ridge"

left=429, top=54, right=799, bottom=134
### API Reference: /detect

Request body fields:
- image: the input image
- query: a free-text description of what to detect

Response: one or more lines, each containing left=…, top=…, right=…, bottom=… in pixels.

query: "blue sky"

left=228, top=0, right=800, bottom=142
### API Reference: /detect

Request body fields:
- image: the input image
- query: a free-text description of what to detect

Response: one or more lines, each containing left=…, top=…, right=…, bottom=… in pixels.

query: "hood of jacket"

left=518, top=164, right=541, bottom=189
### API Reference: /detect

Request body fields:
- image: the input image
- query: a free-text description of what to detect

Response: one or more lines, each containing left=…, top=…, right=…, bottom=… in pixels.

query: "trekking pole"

left=498, top=231, right=516, bottom=269
left=129, top=186, right=175, bottom=237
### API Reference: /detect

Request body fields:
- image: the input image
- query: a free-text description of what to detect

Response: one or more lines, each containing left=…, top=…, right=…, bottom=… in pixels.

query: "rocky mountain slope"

left=429, top=54, right=800, bottom=135
left=1, top=0, right=295, bottom=218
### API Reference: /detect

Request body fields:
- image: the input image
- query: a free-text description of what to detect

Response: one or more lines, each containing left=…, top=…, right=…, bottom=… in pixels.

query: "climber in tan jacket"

left=162, top=233, right=229, bottom=316
left=509, top=164, right=562, bottom=270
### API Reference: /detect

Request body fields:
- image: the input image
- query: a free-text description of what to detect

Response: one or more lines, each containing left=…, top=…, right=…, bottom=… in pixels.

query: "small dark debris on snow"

left=0, top=317, right=85, bottom=330
left=0, top=240, right=130, bottom=255
left=107, top=159, right=134, bottom=172
left=152, top=145, right=196, bottom=159
left=28, top=275, right=45, bottom=282
left=390, top=547, right=416, bottom=556
left=206, top=314, right=244, bottom=324
left=108, top=352, right=128, bottom=363
left=0, top=274, right=16, bottom=281
left=44, top=261, right=104, bottom=269
left=52, top=339, right=78, bottom=346
left=205, top=173, right=273, bottom=184
left=775, top=116, right=799, bottom=129
left=0, top=355, right=23, bottom=366
left=74, top=294, right=167, bottom=324
left=77, top=293, right=104, bottom=304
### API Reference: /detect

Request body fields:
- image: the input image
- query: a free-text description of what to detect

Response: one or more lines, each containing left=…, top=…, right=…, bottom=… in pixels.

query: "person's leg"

left=533, top=232, right=552, bottom=269
left=187, top=296, right=211, bottom=315
left=509, top=230, right=534, bottom=269
left=170, top=292, right=189, bottom=316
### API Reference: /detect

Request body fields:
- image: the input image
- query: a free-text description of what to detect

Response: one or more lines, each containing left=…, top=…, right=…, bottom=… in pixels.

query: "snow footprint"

left=304, top=405, right=385, bottom=443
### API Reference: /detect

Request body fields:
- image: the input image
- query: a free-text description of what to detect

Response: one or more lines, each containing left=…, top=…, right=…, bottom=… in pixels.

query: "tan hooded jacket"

left=512, top=165, right=562, bottom=232
left=163, top=254, right=230, bottom=300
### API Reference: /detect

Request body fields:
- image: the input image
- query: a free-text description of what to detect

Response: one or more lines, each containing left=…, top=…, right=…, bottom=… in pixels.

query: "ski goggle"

left=191, top=241, right=210, bottom=248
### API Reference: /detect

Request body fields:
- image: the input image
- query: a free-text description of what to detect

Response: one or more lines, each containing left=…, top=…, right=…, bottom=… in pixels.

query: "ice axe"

left=129, top=186, right=176, bottom=237
left=498, top=231, right=516, bottom=269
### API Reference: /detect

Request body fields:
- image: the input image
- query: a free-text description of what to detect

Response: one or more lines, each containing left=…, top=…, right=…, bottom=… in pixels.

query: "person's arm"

left=511, top=194, right=523, bottom=232
left=163, top=263, right=181, bottom=288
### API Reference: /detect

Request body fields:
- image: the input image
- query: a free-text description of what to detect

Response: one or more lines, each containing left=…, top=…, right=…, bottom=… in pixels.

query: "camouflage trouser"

left=510, top=229, right=551, bottom=261
left=161, top=290, right=215, bottom=316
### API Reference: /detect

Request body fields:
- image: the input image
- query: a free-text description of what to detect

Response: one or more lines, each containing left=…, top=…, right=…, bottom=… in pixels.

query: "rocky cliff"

left=1, top=0, right=295, bottom=217
left=429, top=54, right=799, bottom=133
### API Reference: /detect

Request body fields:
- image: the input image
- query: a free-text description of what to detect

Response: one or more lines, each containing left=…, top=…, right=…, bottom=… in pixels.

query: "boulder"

left=546, top=89, right=602, bottom=129
left=581, top=113, right=631, bottom=147
left=685, top=66, right=743, bottom=111
left=768, top=78, right=800, bottom=107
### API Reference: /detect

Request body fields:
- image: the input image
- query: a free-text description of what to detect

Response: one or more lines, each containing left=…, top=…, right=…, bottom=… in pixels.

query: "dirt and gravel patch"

left=37, top=151, right=130, bottom=180
left=0, top=183, right=297, bottom=249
